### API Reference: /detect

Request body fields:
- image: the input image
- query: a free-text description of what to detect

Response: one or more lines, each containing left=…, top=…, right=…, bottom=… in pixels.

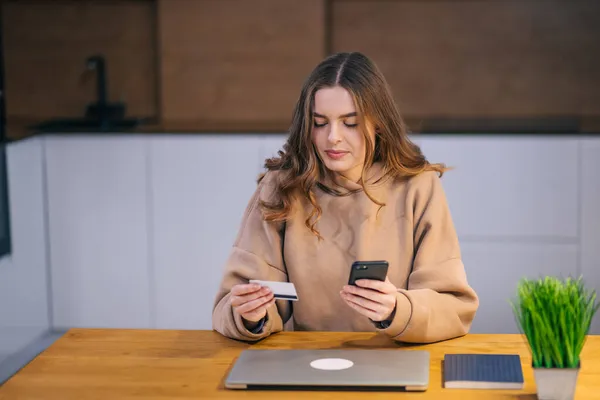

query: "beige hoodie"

left=212, top=168, right=479, bottom=343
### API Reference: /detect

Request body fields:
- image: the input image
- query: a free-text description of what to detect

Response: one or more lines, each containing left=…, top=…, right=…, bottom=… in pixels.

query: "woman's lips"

left=325, top=150, right=349, bottom=160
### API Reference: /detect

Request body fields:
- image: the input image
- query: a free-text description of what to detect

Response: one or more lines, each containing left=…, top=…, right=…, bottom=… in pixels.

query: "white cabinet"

left=0, top=138, right=50, bottom=359
left=463, top=242, right=578, bottom=333
left=581, top=139, right=600, bottom=334
left=150, top=135, right=262, bottom=329
left=419, top=136, right=584, bottom=333
left=419, top=137, right=579, bottom=239
left=41, top=134, right=599, bottom=334
left=45, top=136, right=151, bottom=329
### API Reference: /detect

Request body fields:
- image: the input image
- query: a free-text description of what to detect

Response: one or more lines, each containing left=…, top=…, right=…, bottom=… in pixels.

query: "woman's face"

left=311, top=86, right=374, bottom=182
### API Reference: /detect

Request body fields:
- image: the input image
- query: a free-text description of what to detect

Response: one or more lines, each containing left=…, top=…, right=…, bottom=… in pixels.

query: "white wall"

left=0, top=138, right=50, bottom=363
left=42, top=134, right=600, bottom=334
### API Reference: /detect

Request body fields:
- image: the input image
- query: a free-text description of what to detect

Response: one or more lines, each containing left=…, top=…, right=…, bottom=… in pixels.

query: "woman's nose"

left=328, top=123, right=342, bottom=144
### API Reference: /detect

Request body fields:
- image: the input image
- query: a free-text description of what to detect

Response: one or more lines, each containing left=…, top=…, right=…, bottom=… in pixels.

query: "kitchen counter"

left=5, top=116, right=600, bottom=143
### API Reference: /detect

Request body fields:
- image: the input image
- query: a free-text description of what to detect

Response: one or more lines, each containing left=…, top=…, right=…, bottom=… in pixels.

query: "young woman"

left=212, top=52, right=479, bottom=343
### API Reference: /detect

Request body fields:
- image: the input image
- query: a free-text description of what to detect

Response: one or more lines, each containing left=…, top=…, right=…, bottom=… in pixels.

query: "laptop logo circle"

left=309, top=358, right=354, bottom=371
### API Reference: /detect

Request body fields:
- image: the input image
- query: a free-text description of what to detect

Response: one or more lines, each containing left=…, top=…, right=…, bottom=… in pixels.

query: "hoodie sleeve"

left=379, top=171, right=479, bottom=343
left=212, top=172, right=292, bottom=342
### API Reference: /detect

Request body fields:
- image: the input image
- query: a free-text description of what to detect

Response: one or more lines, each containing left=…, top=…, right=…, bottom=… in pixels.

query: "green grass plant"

left=511, top=276, right=599, bottom=369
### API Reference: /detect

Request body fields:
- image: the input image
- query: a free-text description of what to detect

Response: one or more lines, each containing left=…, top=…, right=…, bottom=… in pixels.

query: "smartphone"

left=348, top=260, right=389, bottom=285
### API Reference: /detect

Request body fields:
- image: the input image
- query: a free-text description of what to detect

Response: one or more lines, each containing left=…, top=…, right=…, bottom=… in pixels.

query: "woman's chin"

left=325, top=163, right=349, bottom=175
left=323, top=160, right=352, bottom=173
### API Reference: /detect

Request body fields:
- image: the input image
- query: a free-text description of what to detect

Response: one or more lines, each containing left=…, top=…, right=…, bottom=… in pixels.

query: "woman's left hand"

left=340, top=277, right=398, bottom=322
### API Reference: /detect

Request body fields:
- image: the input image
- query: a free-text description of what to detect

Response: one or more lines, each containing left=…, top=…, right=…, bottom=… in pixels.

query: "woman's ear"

left=363, top=117, right=376, bottom=135
left=372, top=124, right=381, bottom=139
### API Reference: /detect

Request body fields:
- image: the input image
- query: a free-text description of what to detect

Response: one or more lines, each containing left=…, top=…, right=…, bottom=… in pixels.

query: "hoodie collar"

left=318, top=162, right=388, bottom=195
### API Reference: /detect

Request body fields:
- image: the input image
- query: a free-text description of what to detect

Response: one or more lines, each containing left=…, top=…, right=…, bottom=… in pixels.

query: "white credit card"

left=250, top=280, right=298, bottom=301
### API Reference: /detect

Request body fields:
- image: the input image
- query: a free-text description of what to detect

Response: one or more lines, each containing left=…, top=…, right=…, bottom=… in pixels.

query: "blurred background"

left=0, top=0, right=599, bottom=383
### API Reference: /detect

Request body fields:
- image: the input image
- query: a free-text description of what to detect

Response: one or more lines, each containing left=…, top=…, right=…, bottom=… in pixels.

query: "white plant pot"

left=533, top=365, right=580, bottom=400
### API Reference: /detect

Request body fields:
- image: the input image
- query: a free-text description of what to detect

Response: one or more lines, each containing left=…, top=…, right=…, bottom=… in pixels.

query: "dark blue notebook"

left=443, top=354, right=524, bottom=389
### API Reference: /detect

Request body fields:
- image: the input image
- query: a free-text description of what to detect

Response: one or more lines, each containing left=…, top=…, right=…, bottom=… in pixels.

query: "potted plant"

left=512, top=276, right=599, bottom=400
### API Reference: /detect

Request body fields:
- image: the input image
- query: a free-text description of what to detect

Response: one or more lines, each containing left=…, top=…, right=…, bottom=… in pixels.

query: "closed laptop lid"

left=225, top=349, right=429, bottom=391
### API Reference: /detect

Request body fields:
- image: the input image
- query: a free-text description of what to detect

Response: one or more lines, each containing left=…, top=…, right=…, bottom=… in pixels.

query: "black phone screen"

left=348, top=260, right=389, bottom=285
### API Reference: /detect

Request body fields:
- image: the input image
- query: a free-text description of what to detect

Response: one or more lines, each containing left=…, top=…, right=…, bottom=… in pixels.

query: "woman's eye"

left=313, top=119, right=357, bottom=128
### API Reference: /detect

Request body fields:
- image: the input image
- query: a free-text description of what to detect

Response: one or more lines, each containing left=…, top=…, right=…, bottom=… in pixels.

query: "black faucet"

left=84, top=54, right=125, bottom=122
left=86, top=55, right=108, bottom=109
left=28, top=54, right=142, bottom=132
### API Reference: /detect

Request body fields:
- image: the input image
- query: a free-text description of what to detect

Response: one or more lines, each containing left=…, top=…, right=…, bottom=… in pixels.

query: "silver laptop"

left=225, top=349, right=429, bottom=391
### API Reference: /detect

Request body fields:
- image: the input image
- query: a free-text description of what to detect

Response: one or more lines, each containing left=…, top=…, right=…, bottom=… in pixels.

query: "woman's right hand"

left=230, top=283, right=275, bottom=323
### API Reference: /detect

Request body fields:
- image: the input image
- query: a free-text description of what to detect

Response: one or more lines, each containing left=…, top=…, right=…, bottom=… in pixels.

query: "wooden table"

left=0, top=329, right=599, bottom=399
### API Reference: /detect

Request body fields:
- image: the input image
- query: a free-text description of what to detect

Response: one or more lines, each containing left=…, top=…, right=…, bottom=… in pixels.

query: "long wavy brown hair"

left=259, top=52, right=447, bottom=238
